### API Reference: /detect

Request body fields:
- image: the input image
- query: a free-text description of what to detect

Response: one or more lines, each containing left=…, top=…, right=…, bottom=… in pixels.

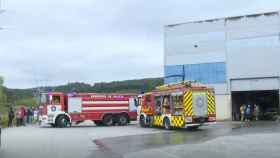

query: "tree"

left=16, top=97, right=37, bottom=107
left=0, top=76, right=8, bottom=112
left=0, top=76, right=5, bottom=100
left=0, top=76, right=3, bottom=86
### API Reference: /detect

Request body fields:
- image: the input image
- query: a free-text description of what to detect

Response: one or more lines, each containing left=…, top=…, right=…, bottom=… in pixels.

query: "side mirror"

left=134, top=98, right=139, bottom=107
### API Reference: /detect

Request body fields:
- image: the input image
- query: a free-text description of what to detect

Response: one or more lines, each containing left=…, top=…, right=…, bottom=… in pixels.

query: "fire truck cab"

left=40, top=92, right=138, bottom=128
left=139, top=82, right=216, bottom=130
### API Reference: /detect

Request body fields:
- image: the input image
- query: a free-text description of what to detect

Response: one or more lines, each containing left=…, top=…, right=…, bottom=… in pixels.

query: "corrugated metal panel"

left=208, top=83, right=228, bottom=95
left=165, top=32, right=225, bottom=56
left=165, top=20, right=226, bottom=66
left=164, top=11, right=280, bottom=94
left=227, top=35, right=280, bottom=79
left=165, top=51, right=225, bottom=66
left=231, top=78, right=279, bottom=91
left=226, top=13, right=279, bottom=40
left=164, top=62, right=226, bottom=84
left=164, top=65, right=183, bottom=77
left=165, top=19, right=224, bottom=37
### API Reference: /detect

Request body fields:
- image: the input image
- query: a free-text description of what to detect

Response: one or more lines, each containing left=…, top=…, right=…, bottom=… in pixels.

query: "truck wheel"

left=163, top=118, right=171, bottom=130
left=118, top=114, right=128, bottom=126
left=50, top=123, right=56, bottom=128
left=102, top=115, right=113, bottom=126
left=94, top=121, right=103, bottom=126
left=139, top=115, right=146, bottom=127
left=145, top=116, right=152, bottom=127
left=56, top=115, right=69, bottom=128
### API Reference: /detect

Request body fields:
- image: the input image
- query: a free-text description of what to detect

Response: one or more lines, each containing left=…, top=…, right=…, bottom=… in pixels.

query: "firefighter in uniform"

left=240, top=104, right=245, bottom=121
left=254, top=104, right=260, bottom=121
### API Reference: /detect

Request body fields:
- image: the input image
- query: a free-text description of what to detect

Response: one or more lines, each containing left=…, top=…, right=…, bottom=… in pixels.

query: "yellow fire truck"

left=139, top=82, right=216, bottom=130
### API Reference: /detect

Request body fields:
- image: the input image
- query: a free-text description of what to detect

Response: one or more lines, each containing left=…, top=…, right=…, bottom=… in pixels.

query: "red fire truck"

left=139, top=82, right=216, bottom=130
left=40, top=92, right=138, bottom=127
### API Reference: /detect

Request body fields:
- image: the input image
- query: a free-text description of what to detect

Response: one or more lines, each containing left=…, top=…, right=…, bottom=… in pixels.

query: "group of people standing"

left=8, top=106, right=40, bottom=127
left=240, top=104, right=260, bottom=126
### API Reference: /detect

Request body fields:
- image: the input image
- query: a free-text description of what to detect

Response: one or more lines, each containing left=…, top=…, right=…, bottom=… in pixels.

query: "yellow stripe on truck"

left=153, top=116, right=162, bottom=126
left=207, top=91, right=216, bottom=115
left=184, top=91, right=193, bottom=116
left=171, top=116, right=184, bottom=127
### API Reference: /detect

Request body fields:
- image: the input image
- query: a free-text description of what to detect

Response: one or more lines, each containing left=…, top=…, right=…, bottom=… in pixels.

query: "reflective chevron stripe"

left=153, top=116, right=162, bottom=126
left=184, top=91, right=193, bottom=116
left=207, top=91, right=216, bottom=115
left=171, top=116, right=185, bottom=127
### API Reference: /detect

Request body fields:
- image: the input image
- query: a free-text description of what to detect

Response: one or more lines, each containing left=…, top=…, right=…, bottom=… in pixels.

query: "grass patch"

left=0, top=115, right=9, bottom=128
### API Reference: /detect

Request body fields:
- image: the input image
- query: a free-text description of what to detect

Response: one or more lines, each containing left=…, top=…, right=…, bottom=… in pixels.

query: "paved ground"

left=124, top=122, right=280, bottom=158
left=0, top=122, right=165, bottom=158
left=0, top=121, right=280, bottom=158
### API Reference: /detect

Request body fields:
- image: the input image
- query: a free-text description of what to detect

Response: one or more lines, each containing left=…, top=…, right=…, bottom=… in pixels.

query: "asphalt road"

left=0, top=122, right=165, bottom=158
left=1, top=121, right=280, bottom=158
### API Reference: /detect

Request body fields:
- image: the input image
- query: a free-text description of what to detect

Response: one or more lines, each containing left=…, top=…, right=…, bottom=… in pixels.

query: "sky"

left=0, top=0, right=280, bottom=88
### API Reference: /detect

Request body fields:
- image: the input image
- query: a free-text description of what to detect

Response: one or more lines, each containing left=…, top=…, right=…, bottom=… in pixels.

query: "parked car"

left=263, top=107, right=279, bottom=120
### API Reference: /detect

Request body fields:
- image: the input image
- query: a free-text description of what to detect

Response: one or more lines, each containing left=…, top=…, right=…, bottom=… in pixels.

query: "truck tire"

left=102, top=115, right=113, bottom=126
left=145, top=116, right=153, bottom=127
left=56, top=115, right=69, bottom=128
left=50, top=123, right=56, bottom=128
left=94, top=121, right=103, bottom=126
left=118, top=114, right=128, bottom=126
left=163, top=118, right=171, bottom=130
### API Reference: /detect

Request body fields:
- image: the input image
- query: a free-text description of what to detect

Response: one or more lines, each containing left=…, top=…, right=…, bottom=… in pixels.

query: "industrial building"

left=164, top=11, right=280, bottom=120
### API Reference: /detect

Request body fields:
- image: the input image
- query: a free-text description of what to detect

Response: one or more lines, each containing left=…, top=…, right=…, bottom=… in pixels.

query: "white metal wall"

left=215, top=94, right=231, bottom=120
left=226, top=13, right=280, bottom=84
left=165, top=20, right=226, bottom=66
left=164, top=11, right=280, bottom=120
left=231, top=77, right=279, bottom=91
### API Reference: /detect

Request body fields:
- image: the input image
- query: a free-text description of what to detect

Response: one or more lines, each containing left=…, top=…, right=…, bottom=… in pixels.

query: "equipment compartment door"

left=192, top=92, right=208, bottom=117
left=68, top=97, right=82, bottom=113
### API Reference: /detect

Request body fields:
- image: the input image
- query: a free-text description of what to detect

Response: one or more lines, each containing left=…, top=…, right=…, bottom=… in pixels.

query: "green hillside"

left=0, top=77, right=163, bottom=113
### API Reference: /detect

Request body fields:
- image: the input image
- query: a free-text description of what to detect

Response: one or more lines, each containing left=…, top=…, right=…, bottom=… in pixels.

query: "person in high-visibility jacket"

left=240, top=104, right=246, bottom=121
left=253, top=104, right=260, bottom=121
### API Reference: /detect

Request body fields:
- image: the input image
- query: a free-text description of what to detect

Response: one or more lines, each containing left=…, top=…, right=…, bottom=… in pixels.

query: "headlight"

left=185, top=117, right=192, bottom=123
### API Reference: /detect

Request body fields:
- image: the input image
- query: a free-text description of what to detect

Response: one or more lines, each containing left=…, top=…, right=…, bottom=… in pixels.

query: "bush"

left=0, top=112, right=18, bottom=128
left=0, top=114, right=9, bottom=128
